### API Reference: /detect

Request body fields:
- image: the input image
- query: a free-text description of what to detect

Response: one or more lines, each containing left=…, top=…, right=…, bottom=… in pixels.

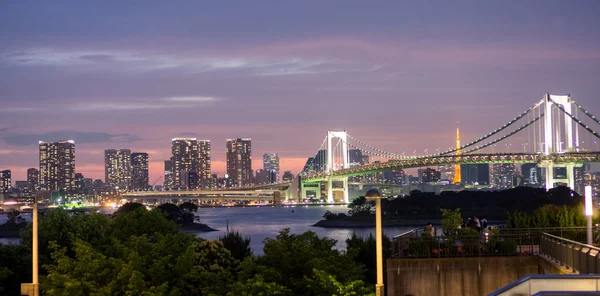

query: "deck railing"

left=540, top=233, right=600, bottom=274
left=393, top=227, right=598, bottom=258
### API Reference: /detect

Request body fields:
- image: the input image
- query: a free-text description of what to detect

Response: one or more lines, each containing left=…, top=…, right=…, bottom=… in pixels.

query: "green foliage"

left=507, top=203, right=587, bottom=228
left=348, top=196, right=374, bottom=217
left=440, top=208, right=462, bottom=235
left=219, top=230, right=252, bottom=262
left=115, top=202, right=145, bottom=215
left=345, top=233, right=391, bottom=285
left=243, top=228, right=369, bottom=295
left=0, top=243, right=30, bottom=295
left=5, top=209, right=373, bottom=295
left=156, top=203, right=195, bottom=225
left=311, top=269, right=375, bottom=296
left=323, top=210, right=347, bottom=220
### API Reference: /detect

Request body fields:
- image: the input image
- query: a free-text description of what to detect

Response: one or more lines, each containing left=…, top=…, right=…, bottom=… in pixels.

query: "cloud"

left=0, top=96, right=222, bottom=113
left=2, top=131, right=141, bottom=146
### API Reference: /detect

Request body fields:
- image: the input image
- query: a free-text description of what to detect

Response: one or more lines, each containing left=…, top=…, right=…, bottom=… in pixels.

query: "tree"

left=115, top=202, right=145, bottom=215
left=312, top=269, right=374, bottom=296
left=219, top=230, right=252, bottom=262
left=244, top=228, right=368, bottom=295
left=348, top=196, right=374, bottom=217
left=440, top=208, right=463, bottom=235
left=345, top=233, right=392, bottom=284
left=179, top=202, right=198, bottom=213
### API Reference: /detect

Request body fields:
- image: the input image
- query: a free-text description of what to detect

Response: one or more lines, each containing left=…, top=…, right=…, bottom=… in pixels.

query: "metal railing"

left=393, top=227, right=597, bottom=259
left=488, top=274, right=600, bottom=296
left=540, top=233, right=600, bottom=274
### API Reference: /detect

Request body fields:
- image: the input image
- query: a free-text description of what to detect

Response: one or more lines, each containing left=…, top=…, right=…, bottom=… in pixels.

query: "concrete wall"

left=387, top=256, right=540, bottom=296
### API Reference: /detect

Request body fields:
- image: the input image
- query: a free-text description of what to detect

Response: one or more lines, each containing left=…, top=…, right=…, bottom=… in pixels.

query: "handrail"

left=488, top=274, right=600, bottom=296
left=540, top=232, right=600, bottom=274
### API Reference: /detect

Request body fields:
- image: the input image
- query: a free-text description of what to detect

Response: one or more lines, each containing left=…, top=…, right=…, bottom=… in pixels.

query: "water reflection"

left=0, top=206, right=416, bottom=255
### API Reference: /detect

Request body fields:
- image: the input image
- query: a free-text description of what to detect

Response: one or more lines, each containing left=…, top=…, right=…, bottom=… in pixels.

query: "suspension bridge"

left=123, top=93, right=600, bottom=204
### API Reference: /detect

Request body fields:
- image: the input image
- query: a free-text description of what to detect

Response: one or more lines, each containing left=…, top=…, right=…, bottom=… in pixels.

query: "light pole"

left=585, top=185, right=593, bottom=245
left=21, top=195, right=39, bottom=296
left=365, top=188, right=384, bottom=296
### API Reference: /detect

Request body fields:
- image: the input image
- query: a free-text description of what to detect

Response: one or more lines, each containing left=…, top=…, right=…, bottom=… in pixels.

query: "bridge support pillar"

left=327, top=178, right=334, bottom=204
left=342, top=177, right=349, bottom=204
left=545, top=164, right=554, bottom=191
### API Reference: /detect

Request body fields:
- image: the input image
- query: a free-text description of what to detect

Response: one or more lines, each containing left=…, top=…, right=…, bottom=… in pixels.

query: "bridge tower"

left=539, top=94, right=581, bottom=190
left=325, top=131, right=350, bottom=204
left=452, top=122, right=462, bottom=184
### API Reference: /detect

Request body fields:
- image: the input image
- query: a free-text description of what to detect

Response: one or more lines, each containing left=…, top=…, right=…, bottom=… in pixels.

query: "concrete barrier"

left=387, top=256, right=540, bottom=296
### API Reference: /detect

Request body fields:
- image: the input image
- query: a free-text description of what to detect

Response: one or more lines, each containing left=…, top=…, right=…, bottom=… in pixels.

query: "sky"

left=1, top=1, right=600, bottom=183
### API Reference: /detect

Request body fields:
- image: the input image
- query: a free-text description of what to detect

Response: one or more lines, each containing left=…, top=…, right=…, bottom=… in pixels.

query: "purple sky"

left=2, top=1, right=600, bottom=183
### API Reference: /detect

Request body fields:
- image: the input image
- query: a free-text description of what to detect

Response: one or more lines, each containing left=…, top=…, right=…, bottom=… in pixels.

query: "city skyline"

left=2, top=1, right=600, bottom=183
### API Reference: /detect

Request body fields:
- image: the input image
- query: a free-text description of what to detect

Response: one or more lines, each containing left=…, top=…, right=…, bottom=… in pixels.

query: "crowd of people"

left=424, top=216, right=489, bottom=236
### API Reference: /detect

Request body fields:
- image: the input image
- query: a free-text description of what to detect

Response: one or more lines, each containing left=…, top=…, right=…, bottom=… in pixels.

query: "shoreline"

left=313, top=218, right=442, bottom=228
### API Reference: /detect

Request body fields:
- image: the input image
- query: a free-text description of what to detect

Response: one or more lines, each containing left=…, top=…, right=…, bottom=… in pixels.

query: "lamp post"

left=585, top=185, right=593, bottom=245
left=21, top=195, right=39, bottom=296
left=365, top=188, right=384, bottom=296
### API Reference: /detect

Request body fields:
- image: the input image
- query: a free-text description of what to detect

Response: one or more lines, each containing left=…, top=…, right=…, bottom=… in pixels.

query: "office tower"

left=521, top=163, right=543, bottom=186
left=383, top=169, right=405, bottom=185
left=164, top=159, right=173, bottom=188
left=39, top=140, right=75, bottom=193
left=490, top=164, right=517, bottom=188
left=83, top=178, right=93, bottom=196
left=313, top=150, right=327, bottom=171
left=282, top=171, right=294, bottom=182
left=574, top=163, right=591, bottom=193
left=460, top=164, right=490, bottom=186
left=437, top=165, right=455, bottom=182
left=93, top=179, right=104, bottom=195
left=302, top=157, right=315, bottom=173
left=75, top=173, right=85, bottom=195
left=226, top=138, right=252, bottom=186
left=0, top=170, right=10, bottom=193
left=348, top=149, right=364, bottom=166
left=27, top=168, right=39, bottom=191
left=198, top=140, right=211, bottom=187
left=180, top=171, right=199, bottom=189
left=171, top=138, right=211, bottom=188
left=362, top=155, right=370, bottom=165
left=131, top=152, right=149, bottom=190
left=255, top=169, right=273, bottom=184
left=104, top=149, right=132, bottom=189
left=262, top=153, right=280, bottom=182
left=418, top=168, right=441, bottom=183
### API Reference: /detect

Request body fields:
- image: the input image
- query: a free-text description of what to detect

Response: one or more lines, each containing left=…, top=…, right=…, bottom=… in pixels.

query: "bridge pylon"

left=540, top=94, right=582, bottom=191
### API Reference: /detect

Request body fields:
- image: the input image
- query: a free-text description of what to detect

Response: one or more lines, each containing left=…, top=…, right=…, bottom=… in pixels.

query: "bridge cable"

left=461, top=113, right=544, bottom=154
left=438, top=100, right=544, bottom=156
left=570, top=99, right=600, bottom=128
left=549, top=98, right=600, bottom=140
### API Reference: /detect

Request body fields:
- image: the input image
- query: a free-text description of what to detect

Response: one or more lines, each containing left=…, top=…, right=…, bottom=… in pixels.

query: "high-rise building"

left=521, top=163, right=543, bottom=187
left=131, top=153, right=149, bottom=190
left=255, top=169, right=276, bottom=184
left=198, top=140, right=211, bottom=187
left=164, top=159, right=173, bottom=188
left=418, top=168, right=441, bottom=183
left=93, top=179, right=104, bottom=195
left=75, top=173, right=85, bottom=195
left=27, top=168, right=39, bottom=191
left=262, top=153, right=280, bottom=182
left=313, top=150, right=327, bottom=171
left=171, top=138, right=211, bottom=189
left=490, top=164, right=517, bottom=188
left=104, top=149, right=132, bottom=189
left=302, top=157, right=315, bottom=173
left=362, top=155, right=370, bottom=165
left=226, top=138, right=252, bottom=186
left=39, top=140, right=75, bottom=193
left=438, top=165, right=455, bottom=182
left=348, top=149, right=364, bottom=167
left=0, top=170, right=11, bottom=193
left=574, top=163, right=591, bottom=194
left=282, top=171, right=294, bottom=182
left=460, top=164, right=489, bottom=186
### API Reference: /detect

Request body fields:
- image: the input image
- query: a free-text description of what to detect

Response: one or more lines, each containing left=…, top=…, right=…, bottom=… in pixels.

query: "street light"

left=585, top=186, right=593, bottom=245
left=365, top=188, right=384, bottom=296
